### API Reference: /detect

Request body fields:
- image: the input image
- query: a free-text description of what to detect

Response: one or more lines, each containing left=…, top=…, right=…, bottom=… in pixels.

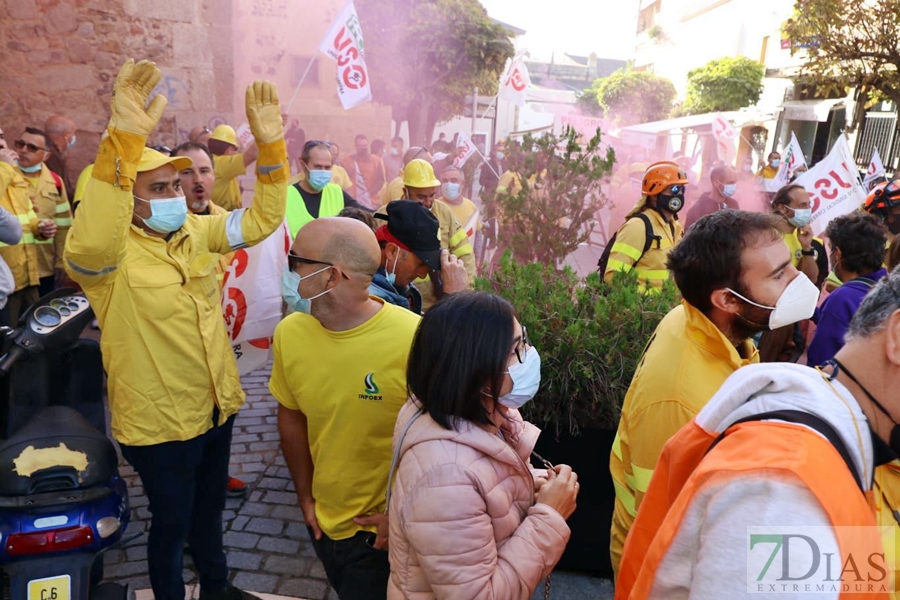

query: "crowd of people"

left=6, top=54, right=900, bottom=600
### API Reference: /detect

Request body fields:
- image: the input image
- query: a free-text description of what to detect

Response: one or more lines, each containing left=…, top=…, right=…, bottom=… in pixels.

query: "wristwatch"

left=800, top=248, right=817, bottom=257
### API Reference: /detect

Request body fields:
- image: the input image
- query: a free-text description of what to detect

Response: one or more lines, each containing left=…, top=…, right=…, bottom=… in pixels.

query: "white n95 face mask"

left=727, top=273, right=819, bottom=330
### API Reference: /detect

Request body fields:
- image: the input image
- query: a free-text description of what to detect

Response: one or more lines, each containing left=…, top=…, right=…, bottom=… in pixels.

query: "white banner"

left=235, top=123, right=253, bottom=149
left=453, top=131, right=477, bottom=168
left=711, top=113, right=738, bottom=164
left=498, top=54, right=530, bottom=107
left=863, top=146, right=886, bottom=189
left=773, top=131, right=807, bottom=189
left=221, top=223, right=290, bottom=375
left=794, top=135, right=867, bottom=237
left=318, top=1, right=372, bottom=110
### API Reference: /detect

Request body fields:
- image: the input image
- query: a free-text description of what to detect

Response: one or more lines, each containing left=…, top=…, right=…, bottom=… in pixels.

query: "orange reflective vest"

left=616, top=419, right=886, bottom=599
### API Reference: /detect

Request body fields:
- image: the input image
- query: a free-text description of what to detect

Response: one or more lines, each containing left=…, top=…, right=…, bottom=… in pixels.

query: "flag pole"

left=285, top=55, right=320, bottom=114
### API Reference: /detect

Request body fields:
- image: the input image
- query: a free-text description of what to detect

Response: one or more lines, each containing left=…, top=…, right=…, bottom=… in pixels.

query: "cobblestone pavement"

left=105, top=362, right=334, bottom=600
left=104, top=362, right=612, bottom=600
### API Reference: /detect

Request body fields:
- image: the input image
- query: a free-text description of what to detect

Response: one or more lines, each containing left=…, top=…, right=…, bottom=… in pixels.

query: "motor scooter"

left=0, top=289, right=131, bottom=600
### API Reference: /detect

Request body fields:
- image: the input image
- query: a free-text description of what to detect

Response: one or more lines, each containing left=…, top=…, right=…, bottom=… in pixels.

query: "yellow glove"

left=245, top=80, right=284, bottom=145
left=107, top=59, right=167, bottom=137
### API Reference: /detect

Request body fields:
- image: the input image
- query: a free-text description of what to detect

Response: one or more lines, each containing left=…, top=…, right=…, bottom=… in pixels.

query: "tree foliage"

left=783, top=0, right=900, bottom=107
left=357, top=0, right=514, bottom=146
left=477, top=260, right=679, bottom=434
left=594, top=69, right=676, bottom=125
left=484, top=126, right=616, bottom=265
left=679, top=56, right=765, bottom=115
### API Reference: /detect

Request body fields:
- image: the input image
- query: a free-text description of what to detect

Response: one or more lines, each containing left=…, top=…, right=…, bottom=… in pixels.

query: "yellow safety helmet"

left=210, top=124, right=237, bottom=147
left=402, top=159, right=440, bottom=188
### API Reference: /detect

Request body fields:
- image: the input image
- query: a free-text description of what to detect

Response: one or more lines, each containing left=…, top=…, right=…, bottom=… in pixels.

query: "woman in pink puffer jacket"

left=387, top=292, right=579, bottom=599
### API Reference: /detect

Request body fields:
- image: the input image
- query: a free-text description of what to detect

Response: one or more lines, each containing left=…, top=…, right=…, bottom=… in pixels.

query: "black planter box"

left=532, top=425, right=617, bottom=579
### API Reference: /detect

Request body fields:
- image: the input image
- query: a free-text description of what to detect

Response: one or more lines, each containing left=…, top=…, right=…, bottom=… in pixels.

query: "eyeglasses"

left=288, top=252, right=350, bottom=280
left=14, top=140, right=46, bottom=153
left=513, top=326, right=530, bottom=364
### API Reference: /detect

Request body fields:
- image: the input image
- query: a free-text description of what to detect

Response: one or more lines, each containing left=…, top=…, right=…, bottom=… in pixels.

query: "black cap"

left=376, top=200, right=442, bottom=271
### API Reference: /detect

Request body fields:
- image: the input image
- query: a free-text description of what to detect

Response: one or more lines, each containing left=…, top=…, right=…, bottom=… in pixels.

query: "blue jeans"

left=120, top=412, right=234, bottom=600
left=310, top=529, right=389, bottom=600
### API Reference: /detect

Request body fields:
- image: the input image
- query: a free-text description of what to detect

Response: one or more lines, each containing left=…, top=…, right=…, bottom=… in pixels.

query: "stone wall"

left=0, top=0, right=235, bottom=184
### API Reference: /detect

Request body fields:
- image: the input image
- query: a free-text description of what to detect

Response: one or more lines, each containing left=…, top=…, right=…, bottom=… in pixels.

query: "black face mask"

left=830, top=358, right=900, bottom=454
left=658, top=193, right=684, bottom=213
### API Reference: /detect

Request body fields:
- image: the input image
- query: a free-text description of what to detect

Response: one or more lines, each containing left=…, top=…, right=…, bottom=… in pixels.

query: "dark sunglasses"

left=288, top=252, right=350, bottom=280
left=663, top=184, right=685, bottom=196
left=14, top=139, right=46, bottom=153
left=303, top=140, right=332, bottom=151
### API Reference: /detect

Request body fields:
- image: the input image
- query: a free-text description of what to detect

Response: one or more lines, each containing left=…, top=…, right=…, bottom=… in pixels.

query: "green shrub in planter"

left=476, top=253, right=680, bottom=436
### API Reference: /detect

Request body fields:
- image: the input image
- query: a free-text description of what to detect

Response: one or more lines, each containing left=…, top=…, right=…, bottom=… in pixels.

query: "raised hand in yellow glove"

left=245, top=81, right=284, bottom=145
left=108, top=59, right=167, bottom=138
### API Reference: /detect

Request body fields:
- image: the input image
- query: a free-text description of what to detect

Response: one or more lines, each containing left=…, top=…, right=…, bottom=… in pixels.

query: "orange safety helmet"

left=642, top=161, right=689, bottom=196
left=864, top=179, right=900, bottom=215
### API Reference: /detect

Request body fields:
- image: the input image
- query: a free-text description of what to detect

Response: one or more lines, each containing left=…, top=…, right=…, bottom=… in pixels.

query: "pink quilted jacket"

left=387, top=399, right=571, bottom=599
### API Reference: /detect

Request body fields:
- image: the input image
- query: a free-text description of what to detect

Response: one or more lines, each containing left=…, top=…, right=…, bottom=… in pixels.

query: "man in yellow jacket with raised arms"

left=64, top=59, right=288, bottom=600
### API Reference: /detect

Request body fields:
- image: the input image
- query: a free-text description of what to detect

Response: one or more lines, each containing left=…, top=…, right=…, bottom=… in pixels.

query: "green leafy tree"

left=484, top=126, right=616, bottom=266
left=679, top=56, right=765, bottom=115
left=783, top=0, right=900, bottom=120
left=595, top=69, right=676, bottom=125
left=357, top=0, right=514, bottom=146
left=575, top=83, right=604, bottom=117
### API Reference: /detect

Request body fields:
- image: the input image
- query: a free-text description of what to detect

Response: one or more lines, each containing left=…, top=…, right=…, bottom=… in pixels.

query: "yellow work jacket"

left=212, top=153, right=247, bottom=211
left=376, top=198, right=476, bottom=311
left=874, top=461, right=900, bottom=598
left=380, top=176, right=404, bottom=206
left=608, top=301, right=758, bottom=575
left=0, top=163, right=41, bottom=291
left=64, top=134, right=289, bottom=446
left=604, top=208, right=683, bottom=292
left=21, top=164, right=72, bottom=277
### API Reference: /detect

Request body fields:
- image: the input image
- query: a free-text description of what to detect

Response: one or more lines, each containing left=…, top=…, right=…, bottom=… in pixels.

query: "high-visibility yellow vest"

left=286, top=183, right=345, bottom=239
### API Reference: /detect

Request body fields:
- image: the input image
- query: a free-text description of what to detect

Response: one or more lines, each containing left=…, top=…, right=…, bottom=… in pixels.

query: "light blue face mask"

left=721, top=183, right=737, bottom=198
left=307, top=168, right=332, bottom=191
left=441, top=182, right=461, bottom=201
left=385, top=251, right=401, bottom=287
left=134, top=195, right=188, bottom=233
left=67, top=135, right=77, bottom=149
left=788, top=208, right=812, bottom=228
left=281, top=265, right=332, bottom=314
left=19, top=163, right=42, bottom=173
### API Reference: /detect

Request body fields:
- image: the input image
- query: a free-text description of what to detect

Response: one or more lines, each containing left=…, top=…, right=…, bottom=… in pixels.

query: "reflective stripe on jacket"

left=286, top=183, right=344, bottom=239
left=604, top=208, right=682, bottom=292
left=21, top=164, right=72, bottom=276
left=609, top=301, right=758, bottom=575
left=0, top=164, right=41, bottom=291
left=64, top=134, right=288, bottom=446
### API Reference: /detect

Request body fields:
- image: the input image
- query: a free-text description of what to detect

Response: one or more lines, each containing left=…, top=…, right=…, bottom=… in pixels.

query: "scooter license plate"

left=27, top=575, right=70, bottom=600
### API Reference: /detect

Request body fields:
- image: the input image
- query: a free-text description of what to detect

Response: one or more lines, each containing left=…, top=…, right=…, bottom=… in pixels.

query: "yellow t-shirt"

left=212, top=154, right=247, bottom=211
left=782, top=229, right=803, bottom=268
left=269, top=300, right=421, bottom=540
left=443, top=197, right=482, bottom=238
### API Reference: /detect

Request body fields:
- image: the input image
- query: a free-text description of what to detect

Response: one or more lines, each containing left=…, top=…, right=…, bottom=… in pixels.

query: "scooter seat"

left=0, top=406, right=118, bottom=497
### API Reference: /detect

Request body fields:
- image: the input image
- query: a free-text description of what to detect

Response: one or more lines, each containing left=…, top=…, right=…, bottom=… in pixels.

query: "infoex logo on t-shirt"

left=358, top=372, right=383, bottom=402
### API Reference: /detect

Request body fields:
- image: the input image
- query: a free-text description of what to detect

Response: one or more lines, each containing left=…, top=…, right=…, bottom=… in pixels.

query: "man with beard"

left=608, top=209, right=820, bottom=577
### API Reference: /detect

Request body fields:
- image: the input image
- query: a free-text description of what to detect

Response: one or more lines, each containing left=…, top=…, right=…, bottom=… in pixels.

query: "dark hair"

left=172, top=141, right=213, bottom=165
left=826, top=212, right=888, bottom=275
left=407, top=291, right=514, bottom=431
left=208, top=138, right=233, bottom=156
left=667, top=210, right=782, bottom=312
left=768, top=151, right=780, bottom=160
left=338, top=206, right=376, bottom=231
left=355, top=134, right=368, bottom=143
left=301, top=140, right=331, bottom=163
left=391, top=136, right=403, bottom=145
left=371, top=139, right=386, bottom=154
left=772, top=184, right=805, bottom=208
left=24, top=126, right=48, bottom=147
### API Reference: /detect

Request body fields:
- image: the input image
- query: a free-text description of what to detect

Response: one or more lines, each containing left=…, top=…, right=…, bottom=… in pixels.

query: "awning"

left=778, top=99, right=844, bottom=122
left=619, top=110, right=773, bottom=148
